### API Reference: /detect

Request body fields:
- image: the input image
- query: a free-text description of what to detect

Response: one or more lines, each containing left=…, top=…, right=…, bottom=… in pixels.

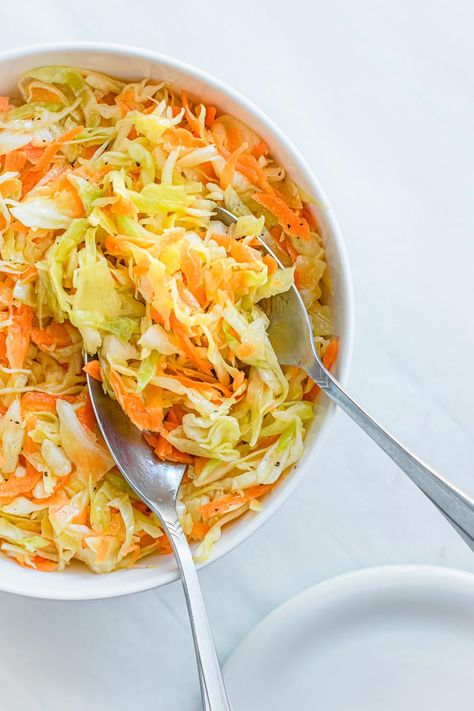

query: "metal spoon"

left=85, top=355, right=231, bottom=710
left=214, top=205, right=474, bottom=551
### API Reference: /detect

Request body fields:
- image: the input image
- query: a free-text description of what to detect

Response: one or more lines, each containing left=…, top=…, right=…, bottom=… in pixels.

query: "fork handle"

left=309, top=363, right=474, bottom=549
left=156, top=508, right=231, bottom=711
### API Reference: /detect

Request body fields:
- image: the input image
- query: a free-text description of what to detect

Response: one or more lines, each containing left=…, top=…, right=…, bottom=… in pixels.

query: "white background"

left=1, top=1, right=474, bottom=709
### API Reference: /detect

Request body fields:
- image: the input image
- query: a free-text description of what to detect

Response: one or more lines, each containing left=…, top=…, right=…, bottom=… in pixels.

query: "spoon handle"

left=156, top=507, right=231, bottom=711
left=307, top=361, right=474, bottom=549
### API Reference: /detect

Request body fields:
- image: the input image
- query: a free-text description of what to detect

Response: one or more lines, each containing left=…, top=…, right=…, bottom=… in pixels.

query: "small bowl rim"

left=0, top=41, right=355, bottom=600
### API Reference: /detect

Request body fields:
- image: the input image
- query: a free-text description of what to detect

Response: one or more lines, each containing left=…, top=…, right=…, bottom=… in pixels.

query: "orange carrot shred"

left=181, top=92, right=203, bottom=137
left=0, top=467, right=42, bottom=499
left=76, top=394, right=96, bottom=431
left=4, top=151, right=27, bottom=172
left=252, top=192, right=311, bottom=241
left=6, top=304, right=33, bottom=369
left=204, top=106, right=217, bottom=128
left=189, top=522, right=210, bottom=541
left=21, top=125, right=84, bottom=197
left=322, top=339, right=339, bottom=370
left=32, top=557, right=57, bottom=573
left=110, top=370, right=163, bottom=432
left=220, top=142, right=248, bottom=190
left=198, top=485, right=272, bottom=519
left=169, top=313, right=214, bottom=377
left=30, top=322, right=72, bottom=351
left=83, top=359, right=102, bottom=382
left=263, top=254, right=278, bottom=275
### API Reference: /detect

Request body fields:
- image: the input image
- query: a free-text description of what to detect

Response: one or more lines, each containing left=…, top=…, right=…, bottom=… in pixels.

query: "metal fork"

left=215, top=206, right=474, bottom=551
left=85, top=356, right=231, bottom=711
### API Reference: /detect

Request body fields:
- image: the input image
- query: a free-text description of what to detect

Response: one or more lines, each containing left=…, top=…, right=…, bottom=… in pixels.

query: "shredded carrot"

left=170, top=314, right=214, bottom=377
left=0, top=97, right=10, bottom=112
left=176, top=278, right=202, bottom=311
left=252, top=192, right=311, bottom=240
left=21, top=125, right=84, bottom=197
left=59, top=181, right=86, bottom=218
left=21, top=391, right=76, bottom=417
left=21, top=143, right=44, bottom=165
left=220, top=142, right=248, bottom=190
left=110, top=193, right=136, bottom=217
left=193, top=457, right=208, bottom=477
left=279, top=235, right=299, bottom=263
left=3, top=150, right=27, bottom=172
left=83, top=359, right=102, bottom=382
left=226, top=124, right=244, bottom=153
left=144, top=431, right=193, bottom=464
left=116, top=88, right=138, bottom=117
left=6, top=304, right=33, bottom=369
left=252, top=140, right=268, bottom=159
left=0, top=332, right=6, bottom=364
left=30, top=322, right=72, bottom=351
left=163, top=127, right=205, bottom=149
left=237, top=154, right=274, bottom=193
left=189, top=522, right=210, bottom=541
left=165, top=404, right=186, bottom=425
left=263, top=253, right=278, bottom=275
left=21, top=391, right=57, bottom=415
left=32, top=556, right=58, bottom=572
left=31, top=486, right=69, bottom=510
left=141, top=102, right=157, bottom=115
left=71, top=503, right=90, bottom=527
left=110, top=369, right=163, bottom=432
left=28, top=86, right=60, bottom=103
left=204, top=106, right=217, bottom=128
left=157, top=536, right=173, bottom=555
left=76, top=394, right=96, bottom=431
left=211, top=232, right=259, bottom=264
left=181, top=92, right=203, bottom=138
left=323, top=339, right=339, bottom=370
left=165, top=372, right=231, bottom=399
left=0, top=282, right=13, bottom=307
left=0, top=177, right=21, bottom=198
left=34, top=126, right=84, bottom=175
left=22, top=420, right=40, bottom=456
left=180, top=246, right=206, bottom=306
left=94, top=536, right=113, bottom=564
left=198, top=485, right=273, bottom=519
left=238, top=342, right=258, bottom=360
left=0, top=467, right=42, bottom=500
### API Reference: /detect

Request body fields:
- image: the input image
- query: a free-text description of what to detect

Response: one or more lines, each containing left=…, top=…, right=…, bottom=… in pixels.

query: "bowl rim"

left=0, top=41, right=355, bottom=600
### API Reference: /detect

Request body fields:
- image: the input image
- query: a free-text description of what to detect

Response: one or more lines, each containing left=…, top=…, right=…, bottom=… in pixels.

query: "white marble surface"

left=1, top=1, right=474, bottom=708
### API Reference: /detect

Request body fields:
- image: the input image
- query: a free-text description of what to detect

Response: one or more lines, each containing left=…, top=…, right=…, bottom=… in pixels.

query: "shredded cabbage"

left=0, top=66, right=336, bottom=573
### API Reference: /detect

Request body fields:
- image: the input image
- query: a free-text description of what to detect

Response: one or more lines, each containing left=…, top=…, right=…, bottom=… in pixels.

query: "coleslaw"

left=0, top=67, right=337, bottom=573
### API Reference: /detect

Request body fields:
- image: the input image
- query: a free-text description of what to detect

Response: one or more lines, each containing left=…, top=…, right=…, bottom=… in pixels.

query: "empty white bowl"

left=0, top=42, right=354, bottom=599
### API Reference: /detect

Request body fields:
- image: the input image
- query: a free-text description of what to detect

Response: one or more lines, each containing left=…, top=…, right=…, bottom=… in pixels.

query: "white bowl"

left=0, top=42, right=354, bottom=600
